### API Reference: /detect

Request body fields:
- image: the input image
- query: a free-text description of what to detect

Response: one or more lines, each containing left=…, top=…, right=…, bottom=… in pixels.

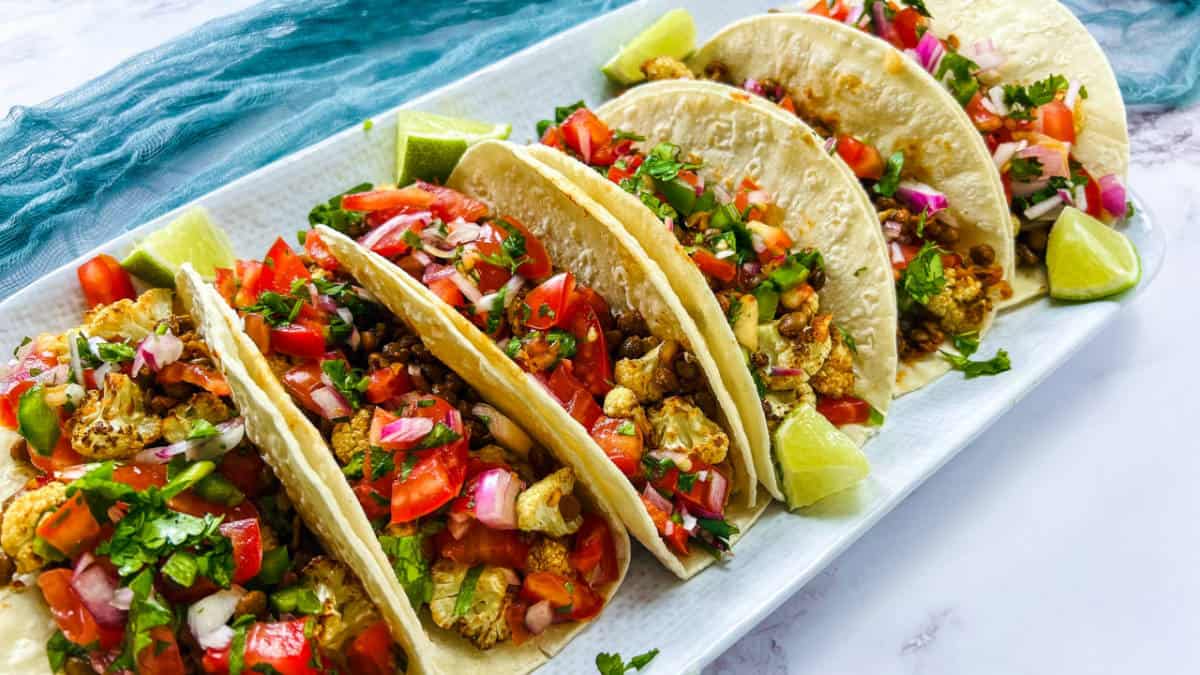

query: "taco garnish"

left=0, top=284, right=406, bottom=674
left=213, top=235, right=622, bottom=650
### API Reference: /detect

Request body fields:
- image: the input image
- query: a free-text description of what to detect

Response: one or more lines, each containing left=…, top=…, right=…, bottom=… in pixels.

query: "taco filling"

left=305, top=182, right=740, bottom=560
left=0, top=288, right=404, bottom=674
left=216, top=238, right=620, bottom=648
left=537, top=104, right=872, bottom=432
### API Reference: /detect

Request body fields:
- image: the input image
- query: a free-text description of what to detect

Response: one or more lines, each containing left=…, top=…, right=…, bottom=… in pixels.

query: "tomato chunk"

left=262, top=238, right=311, bottom=294
left=37, top=569, right=123, bottom=650
left=347, top=621, right=396, bottom=675
left=303, top=230, right=340, bottom=271
left=1037, top=100, right=1076, bottom=144
left=157, top=362, right=231, bottom=396
left=365, top=365, right=412, bottom=405
left=36, top=492, right=102, bottom=559
left=569, top=514, right=619, bottom=586
left=691, top=249, right=738, bottom=284
left=835, top=134, right=885, bottom=181
left=816, top=396, right=872, bottom=426
left=414, top=181, right=490, bottom=223
left=137, top=625, right=185, bottom=675
left=438, top=521, right=530, bottom=569
left=560, top=109, right=613, bottom=164
left=77, top=254, right=136, bottom=309
left=244, top=619, right=321, bottom=675
left=341, top=185, right=435, bottom=212
left=391, top=442, right=467, bottom=524
left=590, top=416, right=643, bottom=478
left=268, top=322, right=327, bottom=360
left=523, top=273, right=575, bottom=331
left=219, top=518, right=263, bottom=584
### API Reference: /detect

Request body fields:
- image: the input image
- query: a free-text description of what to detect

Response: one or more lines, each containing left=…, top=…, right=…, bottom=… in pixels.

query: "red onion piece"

left=915, top=32, right=944, bottom=73
left=872, top=1, right=892, bottom=39
left=131, top=330, right=183, bottom=377
left=471, top=403, right=533, bottom=456
left=422, top=264, right=456, bottom=283
left=446, top=219, right=483, bottom=245
left=1056, top=189, right=1075, bottom=206
left=1064, top=79, right=1083, bottom=111
left=894, top=181, right=949, bottom=216
left=692, top=470, right=730, bottom=519
left=379, top=416, right=435, bottom=446
left=1098, top=174, right=1127, bottom=218
left=310, top=386, right=352, bottom=420
left=188, top=588, right=244, bottom=650
left=473, top=468, right=523, bottom=530
left=770, top=366, right=805, bottom=377
left=889, top=242, right=909, bottom=267
left=71, top=554, right=125, bottom=628
left=1016, top=144, right=1068, bottom=180
left=882, top=220, right=905, bottom=241
left=963, top=38, right=1005, bottom=73
left=642, top=483, right=672, bottom=515
left=525, top=600, right=554, bottom=635
left=742, top=78, right=765, bottom=97
left=358, top=211, right=431, bottom=252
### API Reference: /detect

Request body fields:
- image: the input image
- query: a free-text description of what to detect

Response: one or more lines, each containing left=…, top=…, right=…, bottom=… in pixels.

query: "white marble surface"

left=3, top=3, right=1198, bottom=674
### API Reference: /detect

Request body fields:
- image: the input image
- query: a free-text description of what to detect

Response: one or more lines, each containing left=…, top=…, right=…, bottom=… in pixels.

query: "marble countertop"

left=4, top=3, right=1197, bottom=673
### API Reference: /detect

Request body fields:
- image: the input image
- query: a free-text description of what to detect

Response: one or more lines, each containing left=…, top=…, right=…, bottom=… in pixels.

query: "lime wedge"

left=601, top=8, right=696, bottom=85
left=121, top=208, right=234, bottom=288
left=396, top=111, right=511, bottom=186
left=1046, top=206, right=1140, bottom=301
left=774, top=405, right=869, bottom=510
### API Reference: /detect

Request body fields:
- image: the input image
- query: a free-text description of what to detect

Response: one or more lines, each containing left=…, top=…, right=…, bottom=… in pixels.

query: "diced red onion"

left=691, top=470, right=729, bottom=519
left=110, top=587, right=133, bottom=611
left=131, top=330, right=183, bottom=377
left=447, top=270, right=483, bottom=303
left=72, top=554, right=125, bottom=628
left=882, top=220, right=905, bottom=241
left=1010, top=177, right=1049, bottom=199
left=578, top=126, right=594, bottom=164
left=992, top=141, right=1026, bottom=170
left=1074, top=184, right=1089, bottom=213
left=963, top=39, right=1005, bottom=73
left=741, top=261, right=761, bottom=277
left=663, top=217, right=674, bottom=233
left=55, top=463, right=100, bottom=482
left=647, top=449, right=692, bottom=472
left=987, top=86, right=1010, bottom=117
left=135, top=417, right=246, bottom=463
left=446, top=218, right=483, bottom=245
left=872, top=1, right=892, bottom=38
left=310, top=386, right=353, bottom=420
left=502, top=274, right=525, bottom=303
left=715, top=249, right=737, bottom=260
left=379, top=416, right=434, bottom=446
left=188, top=588, right=244, bottom=650
left=1056, top=189, right=1075, bottom=205
left=500, top=568, right=521, bottom=587
left=33, top=364, right=69, bottom=386
left=306, top=282, right=321, bottom=307
left=358, top=211, right=431, bottom=251
left=1099, top=174, right=1127, bottom=218
left=335, top=307, right=354, bottom=327
left=444, top=407, right=464, bottom=435
left=770, top=366, right=804, bottom=377
left=843, top=4, right=864, bottom=25
left=1064, top=79, right=1083, bottom=111
left=915, top=32, right=945, bottom=73
left=473, top=469, right=524, bottom=530
left=413, top=251, right=432, bottom=266
left=889, top=242, right=909, bottom=267
left=316, top=295, right=340, bottom=314
left=746, top=189, right=771, bottom=207
left=742, top=78, right=765, bottom=97
left=1023, top=195, right=1064, bottom=221
left=525, top=600, right=554, bottom=635
left=895, top=181, right=949, bottom=215
left=422, top=264, right=456, bottom=283
left=93, top=363, right=112, bottom=391
left=750, top=234, right=767, bottom=254
left=823, top=136, right=837, bottom=154
left=472, top=403, right=533, bottom=455
left=642, top=483, right=672, bottom=514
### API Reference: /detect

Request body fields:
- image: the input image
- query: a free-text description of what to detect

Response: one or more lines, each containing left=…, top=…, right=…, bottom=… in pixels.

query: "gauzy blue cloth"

left=0, top=0, right=1193, bottom=297
left=1063, top=0, right=1200, bottom=108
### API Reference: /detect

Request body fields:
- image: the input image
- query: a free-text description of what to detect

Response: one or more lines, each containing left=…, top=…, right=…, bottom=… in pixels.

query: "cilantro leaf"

left=240, top=291, right=303, bottom=327
left=416, top=422, right=462, bottom=450
left=320, top=359, right=368, bottom=410
left=1007, top=156, right=1044, bottom=182
left=899, top=242, right=945, bottom=305
left=873, top=151, right=905, bottom=197
left=187, top=419, right=219, bottom=441
left=46, top=630, right=88, bottom=672
left=596, top=648, right=660, bottom=674
left=942, top=347, right=1011, bottom=378
left=935, top=51, right=981, bottom=105
left=950, top=332, right=980, bottom=358
left=309, top=183, right=374, bottom=236
left=536, top=100, right=587, bottom=137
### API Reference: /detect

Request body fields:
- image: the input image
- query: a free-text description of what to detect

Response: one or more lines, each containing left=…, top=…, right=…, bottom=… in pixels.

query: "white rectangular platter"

left=0, top=1, right=1162, bottom=672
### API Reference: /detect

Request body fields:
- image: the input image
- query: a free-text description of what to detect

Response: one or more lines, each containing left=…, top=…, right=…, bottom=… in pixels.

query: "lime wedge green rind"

left=1046, top=206, right=1141, bottom=301
left=121, top=208, right=235, bottom=288
left=774, top=405, right=870, bottom=510
left=396, top=110, right=511, bottom=186
left=601, top=8, right=696, bottom=85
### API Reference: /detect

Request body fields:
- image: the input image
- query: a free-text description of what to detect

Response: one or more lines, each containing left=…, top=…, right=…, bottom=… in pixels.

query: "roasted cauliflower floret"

left=924, top=267, right=989, bottom=335
left=602, top=386, right=639, bottom=418
left=70, top=373, right=163, bottom=459
left=301, top=557, right=383, bottom=657
left=641, top=55, right=694, bottom=81
left=330, top=408, right=372, bottom=465
left=516, top=467, right=583, bottom=537
left=792, top=314, right=834, bottom=377
left=526, top=537, right=571, bottom=576
left=81, top=288, right=173, bottom=342
left=810, top=327, right=856, bottom=399
left=161, top=393, right=233, bottom=443
left=648, top=396, right=729, bottom=466
left=429, top=561, right=512, bottom=650
left=614, top=340, right=678, bottom=404
left=1, top=482, right=68, bottom=574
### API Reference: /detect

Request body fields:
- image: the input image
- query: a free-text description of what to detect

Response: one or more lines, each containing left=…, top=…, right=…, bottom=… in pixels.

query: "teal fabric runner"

left=0, top=0, right=1192, bottom=297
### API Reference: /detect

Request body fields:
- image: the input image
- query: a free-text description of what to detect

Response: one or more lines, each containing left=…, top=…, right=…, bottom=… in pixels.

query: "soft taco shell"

left=317, top=140, right=767, bottom=579
left=925, top=0, right=1129, bottom=305
left=529, top=79, right=898, bottom=498
left=187, top=259, right=630, bottom=672
left=691, top=13, right=1013, bottom=394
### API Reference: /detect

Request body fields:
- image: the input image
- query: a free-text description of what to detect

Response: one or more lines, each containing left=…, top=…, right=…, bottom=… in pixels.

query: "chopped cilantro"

left=536, top=100, right=586, bottom=137
left=640, top=143, right=700, bottom=182
left=873, top=151, right=904, bottom=197
left=676, top=472, right=697, bottom=492
left=320, top=359, right=368, bottom=410
left=240, top=291, right=302, bottom=327
left=379, top=531, right=435, bottom=606
left=309, top=183, right=374, bottom=236
left=898, top=242, right=945, bottom=305
left=46, top=630, right=88, bottom=672
left=595, top=648, right=660, bottom=675
left=1007, top=157, right=1044, bottom=182
left=546, top=329, right=578, bottom=358
left=187, top=419, right=219, bottom=441
left=612, top=129, right=645, bottom=142
left=616, top=420, right=637, bottom=436
left=399, top=453, right=419, bottom=481
left=836, top=324, right=858, bottom=354
left=935, top=51, right=981, bottom=105
left=416, top=422, right=462, bottom=450
left=941, top=348, right=1012, bottom=378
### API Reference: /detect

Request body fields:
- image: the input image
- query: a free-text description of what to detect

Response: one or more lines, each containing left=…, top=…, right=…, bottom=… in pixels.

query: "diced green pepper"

left=17, top=385, right=59, bottom=456
left=656, top=177, right=697, bottom=216
left=254, top=547, right=291, bottom=587
left=161, top=461, right=215, bottom=500
left=753, top=284, right=780, bottom=322
left=192, top=473, right=245, bottom=507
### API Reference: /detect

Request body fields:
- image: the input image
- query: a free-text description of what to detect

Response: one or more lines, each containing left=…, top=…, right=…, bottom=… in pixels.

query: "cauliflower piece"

left=614, top=340, right=678, bottom=404
left=602, top=387, right=639, bottom=418
left=641, top=55, right=694, bottom=81
left=648, top=396, right=729, bottom=466
left=810, top=327, right=856, bottom=399
left=516, top=467, right=583, bottom=537
left=429, top=560, right=512, bottom=650
left=924, top=267, right=990, bottom=335
left=792, top=314, right=834, bottom=377
left=301, top=557, right=384, bottom=658
left=161, top=393, right=233, bottom=443
left=525, top=537, right=571, bottom=577
left=1, top=482, right=68, bottom=574
left=70, top=373, right=163, bottom=459
left=331, top=408, right=372, bottom=466
left=81, top=288, right=174, bottom=342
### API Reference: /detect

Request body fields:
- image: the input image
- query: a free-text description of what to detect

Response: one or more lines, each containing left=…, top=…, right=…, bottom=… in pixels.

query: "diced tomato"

left=201, top=644, right=229, bottom=674
left=365, top=365, right=412, bottom=405
left=569, top=514, right=619, bottom=586
left=365, top=215, right=427, bottom=258
left=506, top=599, right=534, bottom=646
left=965, top=92, right=1003, bottom=133
left=779, top=95, right=798, bottom=115
left=37, top=569, right=123, bottom=650
left=816, top=396, right=872, bottom=426
left=113, top=462, right=168, bottom=490
left=243, top=619, right=321, bottom=675
left=889, top=241, right=922, bottom=271
left=495, top=217, right=553, bottom=282
left=754, top=224, right=794, bottom=261
left=520, top=571, right=573, bottom=606
left=560, top=109, right=613, bottom=165
left=641, top=494, right=688, bottom=556
left=391, top=444, right=468, bottom=524
left=566, top=305, right=611, bottom=397
left=470, top=222, right=519, bottom=293
left=214, top=267, right=237, bottom=304
left=523, top=273, right=575, bottom=330
left=303, top=230, right=340, bottom=271
left=1083, top=171, right=1104, bottom=219
left=347, top=621, right=396, bottom=675
left=369, top=408, right=430, bottom=452
left=607, top=162, right=635, bottom=184
left=892, top=7, right=923, bottom=48
left=0, top=379, right=33, bottom=430
left=733, top=177, right=766, bottom=222
left=567, top=285, right=613, bottom=330
left=656, top=463, right=730, bottom=520
left=353, top=475, right=393, bottom=520
left=691, top=249, right=738, bottom=284
left=169, top=490, right=259, bottom=524
left=540, top=125, right=565, bottom=150
left=544, top=363, right=602, bottom=429
left=438, top=521, right=531, bottom=569
left=342, top=186, right=436, bottom=213
left=941, top=252, right=963, bottom=269
left=808, top=0, right=849, bottom=21
left=267, top=322, right=326, bottom=360
left=36, top=492, right=102, bottom=559
left=219, top=518, right=263, bottom=584
left=157, top=362, right=231, bottom=396
left=281, top=361, right=327, bottom=418
left=262, top=238, right=311, bottom=294
left=233, top=260, right=268, bottom=307
left=243, top=312, right=271, bottom=355
left=1037, top=100, right=1076, bottom=144
left=137, top=625, right=185, bottom=675
left=29, top=432, right=87, bottom=474
left=217, top=446, right=269, bottom=499
left=414, top=181, right=490, bottom=223
left=77, top=254, right=136, bottom=309
left=427, top=277, right=465, bottom=308
left=835, top=134, right=885, bottom=180
left=590, top=416, right=642, bottom=478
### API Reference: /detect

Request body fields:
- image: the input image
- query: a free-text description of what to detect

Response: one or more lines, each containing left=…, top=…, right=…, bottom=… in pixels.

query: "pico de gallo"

left=538, top=103, right=876, bottom=435
left=0, top=282, right=405, bottom=674
left=306, top=180, right=740, bottom=560
left=801, top=0, right=1130, bottom=269
left=217, top=237, right=621, bottom=648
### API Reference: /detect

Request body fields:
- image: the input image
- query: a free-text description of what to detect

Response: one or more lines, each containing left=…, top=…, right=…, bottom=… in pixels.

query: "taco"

left=632, top=11, right=1018, bottom=393
left=198, top=223, right=630, bottom=672
left=0, top=279, right=421, bottom=674
left=525, top=82, right=894, bottom=507
left=307, top=139, right=766, bottom=578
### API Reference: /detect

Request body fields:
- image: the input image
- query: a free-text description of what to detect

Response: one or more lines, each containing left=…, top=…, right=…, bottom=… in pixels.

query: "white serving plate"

left=0, top=1, right=1162, bottom=672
